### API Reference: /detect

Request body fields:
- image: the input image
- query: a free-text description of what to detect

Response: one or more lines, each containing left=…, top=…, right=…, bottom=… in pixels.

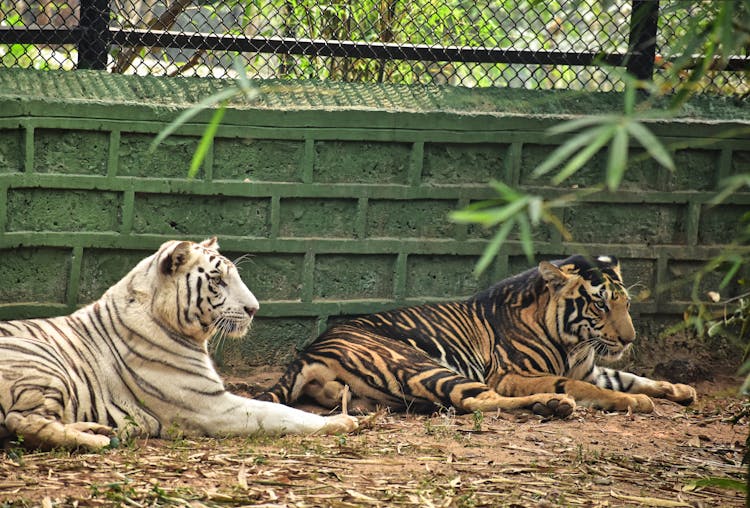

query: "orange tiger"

left=258, top=255, right=696, bottom=416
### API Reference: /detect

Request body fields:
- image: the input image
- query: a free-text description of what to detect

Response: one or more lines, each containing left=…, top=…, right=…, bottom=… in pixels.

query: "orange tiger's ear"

left=539, top=261, right=570, bottom=291
left=161, top=241, right=192, bottom=275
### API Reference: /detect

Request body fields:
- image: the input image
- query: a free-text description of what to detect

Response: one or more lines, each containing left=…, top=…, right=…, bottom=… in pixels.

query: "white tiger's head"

left=128, top=237, right=259, bottom=344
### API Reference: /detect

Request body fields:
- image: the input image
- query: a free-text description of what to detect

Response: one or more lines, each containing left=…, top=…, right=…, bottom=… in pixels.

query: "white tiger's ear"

left=160, top=241, right=192, bottom=275
left=200, top=237, right=219, bottom=251
left=539, top=261, right=570, bottom=291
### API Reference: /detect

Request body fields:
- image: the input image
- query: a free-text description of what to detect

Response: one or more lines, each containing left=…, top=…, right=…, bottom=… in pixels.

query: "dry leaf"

left=237, top=461, right=249, bottom=489
left=610, top=490, right=692, bottom=507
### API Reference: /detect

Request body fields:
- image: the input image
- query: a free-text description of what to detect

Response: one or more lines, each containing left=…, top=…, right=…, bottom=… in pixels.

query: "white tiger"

left=0, top=238, right=357, bottom=450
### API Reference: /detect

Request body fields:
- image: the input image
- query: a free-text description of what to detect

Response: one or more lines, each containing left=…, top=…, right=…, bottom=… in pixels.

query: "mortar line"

left=356, top=197, right=368, bottom=239
left=492, top=252, right=509, bottom=283
left=454, top=197, right=469, bottom=242
left=107, top=130, right=120, bottom=178
left=301, top=138, right=315, bottom=184
left=654, top=251, right=668, bottom=314
left=120, top=189, right=135, bottom=235
left=24, top=123, right=34, bottom=173
left=716, top=148, right=732, bottom=187
left=685, top=201, right=701, bottom=246
left=66, top=245, right=84, bottom=310
left=393, top=252, right=408, bottom=303
left=315, top=316, right=329, bottom=337
left=408, top=140, right=424, bottom=186
left=301, top=251, right=315, bottom=302
left=0, top=184, right=7, bottom=233
left=203, top=141, right=214, bottom=182
left=270, top=195, right=281, bottom=239
left=506, top=142, right=522, bottom=185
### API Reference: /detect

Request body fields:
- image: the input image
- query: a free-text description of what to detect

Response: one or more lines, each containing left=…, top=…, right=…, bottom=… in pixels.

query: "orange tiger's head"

left=539, top=255, right=634, bottom=362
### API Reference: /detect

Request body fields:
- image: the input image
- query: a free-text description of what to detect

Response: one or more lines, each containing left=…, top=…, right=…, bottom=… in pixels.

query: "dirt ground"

left=0, top=368, right=747, bottom=508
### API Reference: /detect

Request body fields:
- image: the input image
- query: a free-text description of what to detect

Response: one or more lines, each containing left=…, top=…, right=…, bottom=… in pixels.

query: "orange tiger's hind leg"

left=4, top=412, right=113, bottom=450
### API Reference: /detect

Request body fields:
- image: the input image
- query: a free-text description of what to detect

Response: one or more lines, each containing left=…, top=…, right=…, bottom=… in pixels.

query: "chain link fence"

left=0, top=0, right=747, bottom=92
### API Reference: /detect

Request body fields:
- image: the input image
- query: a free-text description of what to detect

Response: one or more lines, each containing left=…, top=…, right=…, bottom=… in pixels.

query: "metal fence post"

left=77, top=0, right=111, bottom=70
left=626, top=0, right=660, bottom=81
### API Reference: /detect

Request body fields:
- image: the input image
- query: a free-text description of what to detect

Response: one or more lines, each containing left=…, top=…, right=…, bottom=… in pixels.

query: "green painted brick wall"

left=0, top=69, right=748, bottom=372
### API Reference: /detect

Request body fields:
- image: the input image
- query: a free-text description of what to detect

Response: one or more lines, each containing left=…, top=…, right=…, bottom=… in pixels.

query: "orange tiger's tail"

left=255, top=359, right=305, bottom=404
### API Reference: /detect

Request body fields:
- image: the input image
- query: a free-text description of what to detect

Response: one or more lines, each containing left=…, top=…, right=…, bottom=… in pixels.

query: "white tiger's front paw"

left=319, top=414, right=359, bottom=434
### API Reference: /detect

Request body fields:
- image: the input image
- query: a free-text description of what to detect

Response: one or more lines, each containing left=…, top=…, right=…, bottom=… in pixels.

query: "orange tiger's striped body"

left=258, top=255, right=696, bottom=416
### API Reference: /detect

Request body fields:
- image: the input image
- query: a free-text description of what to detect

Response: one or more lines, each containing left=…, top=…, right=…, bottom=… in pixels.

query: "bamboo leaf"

left=457, top=197, right=529, bottom=228
left=625, top=121, right=675, bottom=171
left=688, top=477, right=747, bottom=493
left=532, top=127, right=603, bottom=179
left=551, top=125, right=616, bottom=185
left=516, top=213, right=534, bottom=263
left=717, top=2, right=734, bottom=67
left=711, top=174, right=750, bottom=205
left=450, top=209, right=506, bottom=226
left=474, top=219, right=515, bottom=276
left=527, top=196, right=543, bottom=225
left=606, top=124, right=629, bottom=191
left=546, top=115, right=612, bottom=136
left=488, top=179, right=522, bottom=201
left=187, top=104, right=227, bottom=179
left=150, top=86, right=241, bottom=153
left=719, top=258, right=742, bottom=289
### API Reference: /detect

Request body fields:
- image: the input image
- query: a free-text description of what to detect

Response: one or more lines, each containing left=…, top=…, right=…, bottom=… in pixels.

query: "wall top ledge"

left=1, top=68, right=748, bottom=128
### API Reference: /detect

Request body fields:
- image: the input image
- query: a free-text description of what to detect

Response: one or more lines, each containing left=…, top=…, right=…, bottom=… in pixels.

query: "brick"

left=132, top=194, right=270, bottom=236
left=406, top=255, right=490, bottom=299
left=520, top=144, right=606, bottom=187
left=279, top=199, right=358, bottom=238
left=314, top=255, right=395, bottom=300
left=0, top=247, right=70, bottom=304
left=423, top=143, right=506, bottom=185
left=666, top=260, right=725, bottom=302
left=119, top=133, right=200, bottom=178
left=6, top=189, right=121, bottom=232
left=78, top=248, right=150, bottom=303
left=213, top=138, right=304, bottom=182
left=669, top=149, right=718, bottom=191
left=226, top=252, right=305, bottom=302
left=0, top=129, right=23, bottom=173
left=314, top=141, right=411, bottom=184
left=235, top=317, right=317, bottom=365
left=520, top=144, right=664, bottom=190
left=34, top=129, right=109, bottom=175
left=367, top=200, right=457, bottom=238
left=619, top=258, right=657, bottom=302
left=732, top=150, right=750, bottom=174
left=699, top=204, right=748, bottom=244
left=564, top=203, right=684, bottom=245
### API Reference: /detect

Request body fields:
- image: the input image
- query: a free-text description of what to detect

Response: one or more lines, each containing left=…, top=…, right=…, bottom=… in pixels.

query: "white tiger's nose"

left=244, top=306, right=257, bottom=318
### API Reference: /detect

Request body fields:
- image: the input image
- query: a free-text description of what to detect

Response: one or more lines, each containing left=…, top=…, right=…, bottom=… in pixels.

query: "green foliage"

left=150, top=61, right=258, bottom=177
left=686, top=476, right=747, bottom=494
left=450, top=180, right=576, bottom=273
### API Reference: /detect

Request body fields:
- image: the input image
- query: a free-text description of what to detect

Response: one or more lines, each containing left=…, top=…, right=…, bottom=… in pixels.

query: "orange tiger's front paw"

left=657, top=381, right=697, bottom=406
left=531, top=395, right=576, bottom=419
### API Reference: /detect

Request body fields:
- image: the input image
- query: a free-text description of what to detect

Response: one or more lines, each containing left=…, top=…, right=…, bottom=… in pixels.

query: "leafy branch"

left=149, top=61, right=258, bottom=178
